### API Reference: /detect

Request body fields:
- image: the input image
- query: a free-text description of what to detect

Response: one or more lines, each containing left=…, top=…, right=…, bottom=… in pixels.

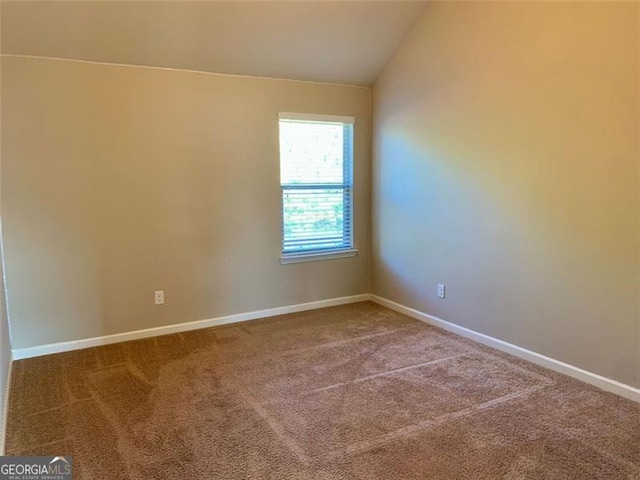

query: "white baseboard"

left=1, top=353, right=13, bottom=455
left=10, top=292, right=639, bottom=403
left=370, top=295, right=640, bottom=403
left=12, top=294, right=371, bottom=360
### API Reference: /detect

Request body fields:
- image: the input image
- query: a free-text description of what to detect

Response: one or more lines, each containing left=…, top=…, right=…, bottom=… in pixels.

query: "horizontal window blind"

left=279, top=114, right=354, bottom=255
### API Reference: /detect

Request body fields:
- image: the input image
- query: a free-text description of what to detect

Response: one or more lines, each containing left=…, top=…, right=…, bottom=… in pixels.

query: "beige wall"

left=372, top=2, right=640, bottom=387
left=0, top=43, right=13, bottom=450
left=2, top=56, right=371, bottom=349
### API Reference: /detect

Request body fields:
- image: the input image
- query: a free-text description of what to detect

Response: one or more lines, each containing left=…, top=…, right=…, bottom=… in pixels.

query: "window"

left=279, top=112, right=356, bottom=263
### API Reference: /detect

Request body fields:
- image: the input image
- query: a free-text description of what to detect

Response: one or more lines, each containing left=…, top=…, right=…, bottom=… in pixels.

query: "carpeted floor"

left=5, top=302, right=640, bottom=479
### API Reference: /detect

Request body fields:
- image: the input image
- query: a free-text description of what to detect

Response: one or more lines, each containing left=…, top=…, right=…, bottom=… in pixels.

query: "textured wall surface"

left=2, top=56, right=371, bottom=349
left=372, top=2, right=639, bottom=387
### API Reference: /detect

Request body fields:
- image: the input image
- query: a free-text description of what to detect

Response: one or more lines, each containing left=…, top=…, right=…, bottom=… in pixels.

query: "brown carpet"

left=5, top=302, right=640, bottom=479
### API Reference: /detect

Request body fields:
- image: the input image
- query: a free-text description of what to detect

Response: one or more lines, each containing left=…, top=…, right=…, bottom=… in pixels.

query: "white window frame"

left=278, top=112, right=358, bottom=264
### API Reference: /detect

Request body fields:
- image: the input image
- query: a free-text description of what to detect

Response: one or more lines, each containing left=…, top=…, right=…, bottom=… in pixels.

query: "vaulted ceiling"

left=1, top=1, right=427, bottom=86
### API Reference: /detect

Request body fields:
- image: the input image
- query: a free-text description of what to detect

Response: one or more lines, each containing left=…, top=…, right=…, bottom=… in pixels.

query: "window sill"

left=280, top=248, right=358, bottom=265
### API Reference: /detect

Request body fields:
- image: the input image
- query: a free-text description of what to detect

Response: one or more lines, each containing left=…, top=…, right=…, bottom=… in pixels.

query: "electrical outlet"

left=437, top=284, right=446, bottom=299
left=154, top=290, right=165, bottom=305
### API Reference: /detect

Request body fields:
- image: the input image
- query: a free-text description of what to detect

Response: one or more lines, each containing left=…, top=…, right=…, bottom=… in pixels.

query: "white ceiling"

left=1, top=1, right=427, bottom=86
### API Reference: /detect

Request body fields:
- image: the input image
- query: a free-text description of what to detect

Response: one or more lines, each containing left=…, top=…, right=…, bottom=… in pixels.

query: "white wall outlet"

left=437, top=283, right=446, bottom=299
left=154, top=290, right=165, bottom=305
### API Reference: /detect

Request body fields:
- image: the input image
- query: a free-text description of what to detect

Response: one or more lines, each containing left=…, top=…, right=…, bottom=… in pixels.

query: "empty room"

left=0, top=1, right=638, bottom=478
